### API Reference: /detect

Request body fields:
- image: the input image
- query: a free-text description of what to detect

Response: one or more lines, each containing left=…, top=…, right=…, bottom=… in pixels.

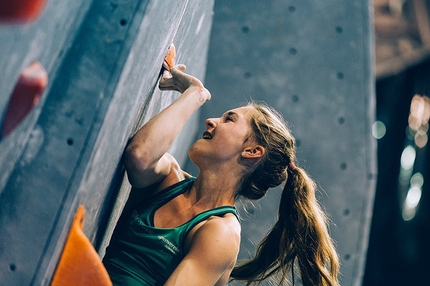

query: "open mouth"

left=202, top=131, right=212, bottom=139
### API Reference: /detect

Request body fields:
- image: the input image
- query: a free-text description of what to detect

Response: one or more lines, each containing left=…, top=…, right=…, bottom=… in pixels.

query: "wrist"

left=186, top=85, right=211, bottom=104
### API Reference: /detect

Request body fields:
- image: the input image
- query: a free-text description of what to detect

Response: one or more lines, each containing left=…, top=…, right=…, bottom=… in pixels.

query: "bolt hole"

left=10, top=264, right=16, bottom=271
left=337, top=72, right=344, bottom=80
left=336, top=26, right=343, bottom=34
left=292, top=94, right=299, bottom=103
left=289, top=48, right=297, bottom=55
left=338, top=117, right=345, bottom=124
left=288, top=6, right=296, bottom=12
left=243, top=72, right=251, bottom=79
left=343, top=209, right=350, bottom=216
left=67, top=138, right=74, bottom=146
left=296, top=139, right=301, bottom=147
left=120, top=19, right=127, bottom=26
left=340, top=162, right=347, bottom=170
left=344, top=254, right=351, bottom=261
left=242, top=26, right=249, bottom=33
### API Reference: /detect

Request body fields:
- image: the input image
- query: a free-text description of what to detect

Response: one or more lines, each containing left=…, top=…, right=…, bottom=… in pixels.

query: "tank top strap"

left=157, top=177, right=196, bottom=201
left=180, top=206, right=239, bottom=242
left=148, top=177, right=196, bottom=208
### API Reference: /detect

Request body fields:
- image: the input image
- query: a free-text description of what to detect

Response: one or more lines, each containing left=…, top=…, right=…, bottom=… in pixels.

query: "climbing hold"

left=1, top=61, right=48, bottom=138
left=0, top=0, right=47, bottom=22
left=51, top=205, right=112, bottom=286
left=163, top=43, right=176, bottom=71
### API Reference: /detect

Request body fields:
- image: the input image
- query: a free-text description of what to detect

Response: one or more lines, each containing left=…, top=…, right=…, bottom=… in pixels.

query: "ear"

left=241, top=145, right=265, bottom=159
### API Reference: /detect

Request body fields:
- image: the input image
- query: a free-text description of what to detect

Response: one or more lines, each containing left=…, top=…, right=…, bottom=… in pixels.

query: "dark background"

left=364, top=61, right=430, bottom=285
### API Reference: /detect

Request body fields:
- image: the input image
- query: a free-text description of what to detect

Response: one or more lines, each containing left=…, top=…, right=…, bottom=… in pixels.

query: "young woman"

left=102, top=63, right=340, bottom=286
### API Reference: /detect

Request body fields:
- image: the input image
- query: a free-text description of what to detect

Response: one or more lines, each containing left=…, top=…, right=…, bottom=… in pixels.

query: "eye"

left=223, top=111, right=237, bottom=122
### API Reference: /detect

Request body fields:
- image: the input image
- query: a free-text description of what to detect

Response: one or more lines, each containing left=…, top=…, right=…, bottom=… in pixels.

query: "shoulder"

left=153, top=153, right=192, bottom=192
left=161, top=153, right=192, bottom=181
left=199, top=213, right=240, bottom=238
left=186, top=212, right=241, bottom=260
left=126, top=151, right=188, bottom=189
left=164, top=213, right=239, bottom=285
left=124, top=153, right=191, bottom=211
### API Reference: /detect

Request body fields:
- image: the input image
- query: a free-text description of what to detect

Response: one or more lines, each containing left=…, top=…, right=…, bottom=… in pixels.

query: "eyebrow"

left=224, top=111, right=239, bottom=119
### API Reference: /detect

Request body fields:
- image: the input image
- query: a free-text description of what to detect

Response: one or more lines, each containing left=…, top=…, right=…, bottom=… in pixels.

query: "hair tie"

left=288, top=162, right=296, bottom=171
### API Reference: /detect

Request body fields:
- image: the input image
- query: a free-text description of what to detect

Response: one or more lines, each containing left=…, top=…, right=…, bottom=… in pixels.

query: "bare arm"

left=124, top=66, right=211, bottom=188
left=164, top=215, right=241, bottom=286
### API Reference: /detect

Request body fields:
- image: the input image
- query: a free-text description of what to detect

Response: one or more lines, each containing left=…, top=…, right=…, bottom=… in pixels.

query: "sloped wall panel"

left=0, top=0, right=214, bottom=285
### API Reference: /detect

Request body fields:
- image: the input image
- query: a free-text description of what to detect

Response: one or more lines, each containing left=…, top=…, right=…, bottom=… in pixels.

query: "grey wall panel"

left=0, top=0, right=214, bottom=285
left=0, top=0, right=92, bottom=197
left=91, top=0, right=215, bottom=258
left=186, top=1, right=376, bottom=285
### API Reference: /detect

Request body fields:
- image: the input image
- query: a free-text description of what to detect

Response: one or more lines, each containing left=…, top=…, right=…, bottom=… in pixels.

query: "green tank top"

left=103, top=177, right=238, bottom=285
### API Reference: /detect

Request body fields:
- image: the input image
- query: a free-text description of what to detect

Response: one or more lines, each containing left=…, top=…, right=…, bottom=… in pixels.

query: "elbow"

left=123, top=144, right=151, bottom=173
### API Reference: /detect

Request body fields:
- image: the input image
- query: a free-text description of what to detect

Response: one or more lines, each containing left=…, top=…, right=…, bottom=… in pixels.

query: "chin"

left=188, top=143, right=205, bottom=167
left=188, top=145, right=197, bottom=163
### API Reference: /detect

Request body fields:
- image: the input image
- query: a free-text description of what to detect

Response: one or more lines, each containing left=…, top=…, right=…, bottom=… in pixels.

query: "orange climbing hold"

left=164, top=43, right=176, bottom=70
left=51, top=205, right=112, bottom=286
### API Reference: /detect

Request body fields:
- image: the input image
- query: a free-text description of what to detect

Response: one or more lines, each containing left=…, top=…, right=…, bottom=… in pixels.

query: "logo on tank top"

left=157, top=236, right=180, bottom=254
left=131, top=210, right=180, bottom=255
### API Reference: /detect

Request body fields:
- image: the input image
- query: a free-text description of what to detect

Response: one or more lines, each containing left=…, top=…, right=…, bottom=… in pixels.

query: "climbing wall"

left=0, top=0, right=214, bottom=285
left=186, top=1, right=377, bottom=285
left=0, top=0, right=376, bottom=285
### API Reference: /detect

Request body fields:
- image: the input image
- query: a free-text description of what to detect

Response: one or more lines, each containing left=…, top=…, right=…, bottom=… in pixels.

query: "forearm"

left=125, top=84, right=209, bottom=171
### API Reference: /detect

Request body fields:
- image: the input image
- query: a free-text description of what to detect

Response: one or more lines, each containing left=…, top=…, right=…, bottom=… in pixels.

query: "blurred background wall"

left=364, top=1, right=430, bottom=285
left=189, top=0, right=430, bottom=285
left=187, top=1, right=376, bottom=285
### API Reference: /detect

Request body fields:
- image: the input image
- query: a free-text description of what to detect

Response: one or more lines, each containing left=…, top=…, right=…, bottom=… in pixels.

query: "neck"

left=187, top=167, right=242, bottom=209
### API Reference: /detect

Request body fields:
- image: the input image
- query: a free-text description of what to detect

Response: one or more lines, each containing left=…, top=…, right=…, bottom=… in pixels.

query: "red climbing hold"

left=0, top=0, right=47, bottom=22
left=1, top=61, right=48, bottom=138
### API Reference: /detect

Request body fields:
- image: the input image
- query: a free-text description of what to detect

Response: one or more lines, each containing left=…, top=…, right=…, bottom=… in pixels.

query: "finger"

left=177, top=64, right=186, bottom=71
left=163, top=61, right=170, bottom=71
left=158, top=78, right=173, bottom=88
left=170, top=65, right=186, bottom=75
left=162, top=70, right=172, bottom=79
left=159, top=76, right=169, bottom=86
left=170, top=66, right=185, bottom=77
left=158, top=85, right=174, bottom=91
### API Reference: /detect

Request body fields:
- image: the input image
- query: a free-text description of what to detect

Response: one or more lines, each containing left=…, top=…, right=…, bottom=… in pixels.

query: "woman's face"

left=189, top=106, right=257, bottom=166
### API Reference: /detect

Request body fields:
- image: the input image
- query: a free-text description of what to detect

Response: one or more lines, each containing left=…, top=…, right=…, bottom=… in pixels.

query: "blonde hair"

left=231, top=102, right=340, bottom=286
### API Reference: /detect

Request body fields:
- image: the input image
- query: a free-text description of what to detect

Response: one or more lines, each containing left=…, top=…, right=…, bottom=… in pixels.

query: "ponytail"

left=231, top=167, right=339, bottom=286
left=231, top=102, right=339, bottom=285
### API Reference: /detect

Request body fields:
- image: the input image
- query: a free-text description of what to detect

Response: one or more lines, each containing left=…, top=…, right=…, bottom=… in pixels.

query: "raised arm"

left=124, top=65, right=211, bottom=188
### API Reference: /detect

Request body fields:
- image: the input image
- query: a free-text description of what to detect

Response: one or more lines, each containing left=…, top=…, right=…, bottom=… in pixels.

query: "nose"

left=205, top=118, right=217, bottom=129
